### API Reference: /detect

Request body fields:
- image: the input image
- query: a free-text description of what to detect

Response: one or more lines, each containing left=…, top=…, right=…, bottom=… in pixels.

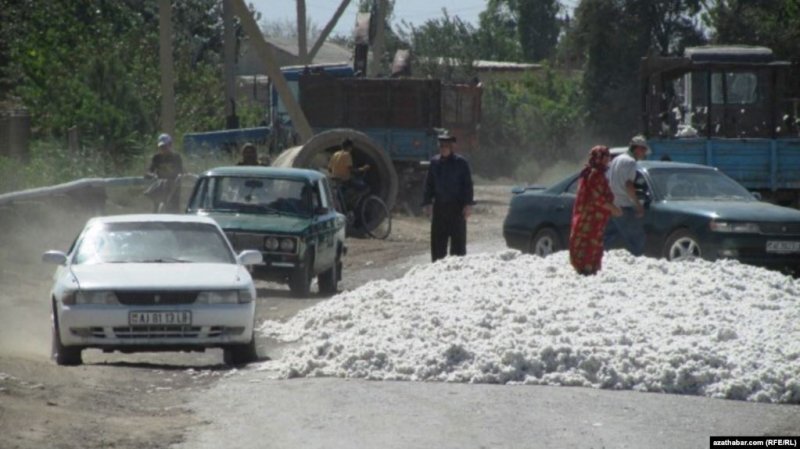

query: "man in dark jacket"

left=422, top=132, right=475, bottom=262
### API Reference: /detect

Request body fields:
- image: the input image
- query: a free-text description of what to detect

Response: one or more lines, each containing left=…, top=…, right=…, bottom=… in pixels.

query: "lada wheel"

left=289, top=251, right=313, bottom=297
left=318, top=254, right=339, bottom=296
left=664, top=229, right=702, bottom=261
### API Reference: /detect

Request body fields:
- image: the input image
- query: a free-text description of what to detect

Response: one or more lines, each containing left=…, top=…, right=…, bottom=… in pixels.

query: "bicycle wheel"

left=359, top=195, right=391, bottom=239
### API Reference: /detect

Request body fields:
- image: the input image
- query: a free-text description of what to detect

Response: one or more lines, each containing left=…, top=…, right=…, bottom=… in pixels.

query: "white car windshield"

left=73, top=222, right=235, bottom=265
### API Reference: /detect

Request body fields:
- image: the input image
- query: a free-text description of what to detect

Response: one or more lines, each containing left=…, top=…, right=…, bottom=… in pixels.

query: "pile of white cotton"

left=258, top=250, right=800, bottom=403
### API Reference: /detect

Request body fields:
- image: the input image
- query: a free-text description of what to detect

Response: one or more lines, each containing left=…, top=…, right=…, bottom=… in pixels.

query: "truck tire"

left=272, top=129, right=399, bottom=210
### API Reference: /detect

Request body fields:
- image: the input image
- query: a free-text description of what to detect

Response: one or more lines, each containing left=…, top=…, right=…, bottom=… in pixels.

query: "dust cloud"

left=0, top=199, right=111, bottom=359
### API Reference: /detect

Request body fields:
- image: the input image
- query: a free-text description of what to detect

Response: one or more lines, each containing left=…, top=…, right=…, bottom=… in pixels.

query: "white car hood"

left=70, top=263, right=249, bottom=290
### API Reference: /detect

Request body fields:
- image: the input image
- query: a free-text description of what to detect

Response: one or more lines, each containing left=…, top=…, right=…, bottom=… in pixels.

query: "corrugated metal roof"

left=264, top=37, right=352, bottom=65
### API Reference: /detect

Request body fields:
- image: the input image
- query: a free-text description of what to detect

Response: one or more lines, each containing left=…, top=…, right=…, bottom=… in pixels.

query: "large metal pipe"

left=272, top=129, right=398, bottom=209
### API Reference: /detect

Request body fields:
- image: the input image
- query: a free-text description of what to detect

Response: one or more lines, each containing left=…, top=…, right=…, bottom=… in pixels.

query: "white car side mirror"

left=42, top=251, right=68, bottom=265
left=237, top=250, right=263, bottom=266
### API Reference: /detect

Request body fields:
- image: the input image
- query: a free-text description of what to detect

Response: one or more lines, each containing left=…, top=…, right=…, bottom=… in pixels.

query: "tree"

left=397, top=11, right=479, bottom=81
left=568, top=0, right=706, bottom=142
left=705, top=0, right=800, bottom=62
left=1, top=0, right=243, bottom=159
left=518, top=0, right=560, bottom=62
left=477, top=68, right=587, bottom=179
left=476, top=0, right=522, bottom=61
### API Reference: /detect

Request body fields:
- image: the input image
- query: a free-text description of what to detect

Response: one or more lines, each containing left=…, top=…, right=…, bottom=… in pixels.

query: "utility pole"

left=369, top=0, right=387, bottom=77
left=296, top=0, right=308, bottom=64
left=223, top=0, right=238, bottom=129
left=230, top=0, right=313, bottom=143
left=158, top=0, right=175, bottom=137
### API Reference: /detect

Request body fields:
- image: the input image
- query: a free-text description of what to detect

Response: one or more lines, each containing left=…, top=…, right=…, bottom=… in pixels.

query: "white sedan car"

left=42, top=214, right=263, bottom=366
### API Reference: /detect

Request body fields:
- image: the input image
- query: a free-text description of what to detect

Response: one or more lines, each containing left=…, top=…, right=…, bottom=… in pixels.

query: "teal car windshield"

left=648, top=168, right=755, bottom=201
left=192, top=176, right=314, bottom=217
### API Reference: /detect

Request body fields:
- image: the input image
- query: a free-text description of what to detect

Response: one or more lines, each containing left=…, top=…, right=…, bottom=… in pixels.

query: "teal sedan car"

left=503, top=161, right=800, bottom=275
left=187, top=167, right=346, bottom=296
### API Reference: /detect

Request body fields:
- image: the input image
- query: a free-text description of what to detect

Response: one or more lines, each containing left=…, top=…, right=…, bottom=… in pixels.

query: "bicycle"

left=144, top=173, right=184, bottom=213
left=331, top=178, right=392, bottom=240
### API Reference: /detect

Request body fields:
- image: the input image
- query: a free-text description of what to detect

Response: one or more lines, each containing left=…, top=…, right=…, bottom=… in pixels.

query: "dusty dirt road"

left=4, top=184, right=798, bottom=449
left=0, top=185, right=510, bottom=449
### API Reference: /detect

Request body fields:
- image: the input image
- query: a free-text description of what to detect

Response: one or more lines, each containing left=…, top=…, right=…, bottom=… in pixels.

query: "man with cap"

left=146, top=133, right=184, bottom=213
left=422, top=131, right=475, bottom=262
left=603, top=134, right=649, bottom=256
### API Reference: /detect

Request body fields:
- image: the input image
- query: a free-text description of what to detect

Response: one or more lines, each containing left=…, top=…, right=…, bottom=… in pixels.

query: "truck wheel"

left=289, top=252, right=313, bottom=297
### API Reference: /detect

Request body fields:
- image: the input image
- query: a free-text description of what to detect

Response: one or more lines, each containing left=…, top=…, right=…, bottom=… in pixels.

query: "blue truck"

left=183, top=63, right=482, bottom=212
left=640, top=46, right=800, bottom=207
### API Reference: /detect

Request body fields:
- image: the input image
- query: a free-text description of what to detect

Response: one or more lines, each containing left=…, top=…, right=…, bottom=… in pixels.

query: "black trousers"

left=431, top=202, right=466, bottom=262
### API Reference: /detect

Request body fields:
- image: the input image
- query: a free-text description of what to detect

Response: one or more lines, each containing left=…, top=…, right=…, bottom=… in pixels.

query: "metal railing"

left=0, top=174, right=198, bottom=208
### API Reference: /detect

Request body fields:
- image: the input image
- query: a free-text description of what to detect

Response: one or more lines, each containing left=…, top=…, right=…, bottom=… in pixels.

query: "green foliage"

left=397, top=12, right=479, bottom=81
left=0, top=139, right=144, bottom=193
left=475, top=68, right=587, bottom=179
left=476, top=0, right=523, bottom=61
left=474, top=0, right=562, bottom=63
left=4, top=1, right=157, bottom=157
left=517, top=0, right=560, bottom=62
left=568, top=0, right=706, bottom=143
left=706, top=0, right=800, bottom=61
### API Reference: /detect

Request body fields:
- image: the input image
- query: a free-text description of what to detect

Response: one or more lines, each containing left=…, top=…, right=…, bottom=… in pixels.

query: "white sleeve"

left=621, top=158, right=637, bottom=182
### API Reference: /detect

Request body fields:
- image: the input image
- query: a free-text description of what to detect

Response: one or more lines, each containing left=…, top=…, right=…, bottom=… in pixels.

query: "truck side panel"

left=649, top=138, right=800, bottom=191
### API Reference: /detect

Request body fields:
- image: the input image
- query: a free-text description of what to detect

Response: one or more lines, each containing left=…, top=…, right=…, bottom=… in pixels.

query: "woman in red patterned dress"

left=569, top=146, right=622, bottom=275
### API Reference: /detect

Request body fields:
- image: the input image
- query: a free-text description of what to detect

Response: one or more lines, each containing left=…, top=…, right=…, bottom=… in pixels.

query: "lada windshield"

left=192, top=176, right=313, bottom=217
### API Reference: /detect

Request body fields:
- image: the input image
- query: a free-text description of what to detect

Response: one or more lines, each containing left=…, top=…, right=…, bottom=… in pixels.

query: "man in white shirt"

left=604, top=135, right=649, bottom=256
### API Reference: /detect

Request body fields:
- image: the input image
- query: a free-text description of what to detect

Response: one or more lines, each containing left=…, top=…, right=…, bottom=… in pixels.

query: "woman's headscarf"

left=579, top=145, right=610, bottom=179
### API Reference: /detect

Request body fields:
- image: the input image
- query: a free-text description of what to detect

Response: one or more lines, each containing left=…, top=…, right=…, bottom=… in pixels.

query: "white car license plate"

left=128, top=311, right=192, bottom=325
left=766, top=241, right=800, bottom=254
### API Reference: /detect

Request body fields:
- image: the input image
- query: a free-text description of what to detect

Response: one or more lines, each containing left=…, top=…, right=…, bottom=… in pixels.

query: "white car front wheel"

left=51, top=310, right=82, bottom=366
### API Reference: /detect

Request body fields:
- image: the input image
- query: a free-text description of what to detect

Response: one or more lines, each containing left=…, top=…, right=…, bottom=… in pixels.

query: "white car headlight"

left=75, top=291, right=118, bottom=305
left=196, top=291, right=239, bottom=305
left=280, top=238, right=296, bottom=252
left=237, top=289, right=255, bottom=304
left=709, top=221, right=760, bottom=233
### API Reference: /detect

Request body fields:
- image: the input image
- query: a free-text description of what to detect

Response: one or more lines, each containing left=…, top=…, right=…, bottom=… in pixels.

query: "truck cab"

left=641, top=46, right=800, bottom=206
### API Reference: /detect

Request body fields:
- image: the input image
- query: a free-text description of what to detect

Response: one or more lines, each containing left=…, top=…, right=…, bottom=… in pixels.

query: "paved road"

left=176, top=239, right=800, bottom=449
left=177, top=376, right=800, bottom=449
